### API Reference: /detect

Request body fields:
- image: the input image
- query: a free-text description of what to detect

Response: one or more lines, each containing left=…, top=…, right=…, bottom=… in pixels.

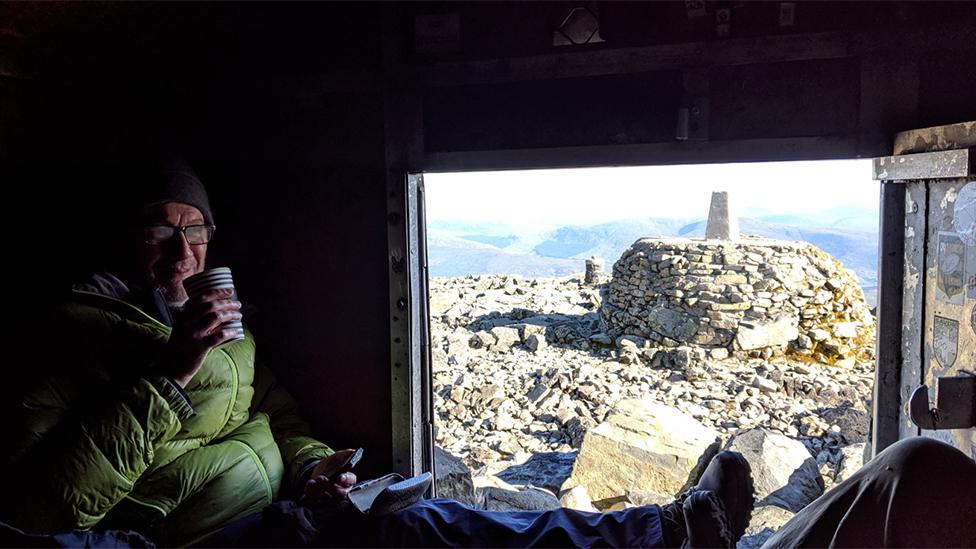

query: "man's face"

left=138, top=202, right=208, bottom=305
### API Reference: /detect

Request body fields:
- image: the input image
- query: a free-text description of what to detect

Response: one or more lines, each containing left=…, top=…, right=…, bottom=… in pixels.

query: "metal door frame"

left=870, top=122, right=976, bottom=456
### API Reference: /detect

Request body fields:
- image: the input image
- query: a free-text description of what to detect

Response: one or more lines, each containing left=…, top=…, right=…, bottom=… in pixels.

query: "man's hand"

left=303, top=449, right=359, bottom=503
left=161, top=288, right=243, bottom=388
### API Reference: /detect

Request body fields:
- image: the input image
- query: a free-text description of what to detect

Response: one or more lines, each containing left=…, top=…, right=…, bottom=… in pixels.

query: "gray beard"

left=157, top=284, right=189, bottom=308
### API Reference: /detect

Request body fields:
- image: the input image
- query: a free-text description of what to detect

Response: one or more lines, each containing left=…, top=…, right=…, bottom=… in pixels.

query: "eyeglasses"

left=143, top=224, right=216, bottom=245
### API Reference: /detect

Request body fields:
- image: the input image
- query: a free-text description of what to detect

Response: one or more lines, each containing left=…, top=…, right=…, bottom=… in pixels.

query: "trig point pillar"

left=705, top=191, right=739, bottom=240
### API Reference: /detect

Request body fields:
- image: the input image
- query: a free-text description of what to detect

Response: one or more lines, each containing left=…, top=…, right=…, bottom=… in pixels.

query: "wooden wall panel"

left=425, top=70, right=681, bottom=152
left=710, top=58, right=860, bottom=141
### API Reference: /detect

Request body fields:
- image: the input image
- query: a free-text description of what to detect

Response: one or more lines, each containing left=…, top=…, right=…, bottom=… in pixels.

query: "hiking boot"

left=682, top=490, right=735, bottom=548
left=692, top=450, right=755, bottom=542
left=660, top=451, right=753, bottom=547
left=369, top=472, right=433, bottom=516
left=659, top=492, right=691, bottom=547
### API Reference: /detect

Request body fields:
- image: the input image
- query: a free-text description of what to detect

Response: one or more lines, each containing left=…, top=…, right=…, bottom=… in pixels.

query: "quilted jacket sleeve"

left=250, top=361, right=334, bottom=498
left=1, top=301, right=193, bottom=534
left=2, top=372, right=191, bottom=534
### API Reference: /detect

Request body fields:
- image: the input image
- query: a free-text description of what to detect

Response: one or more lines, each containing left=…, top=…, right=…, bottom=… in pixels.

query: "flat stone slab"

left=562, top=398, right=720, bottom=505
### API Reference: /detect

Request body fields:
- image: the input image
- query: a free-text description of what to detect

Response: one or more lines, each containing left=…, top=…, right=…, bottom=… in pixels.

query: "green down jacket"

left=1, top=289, right=334, bottom=545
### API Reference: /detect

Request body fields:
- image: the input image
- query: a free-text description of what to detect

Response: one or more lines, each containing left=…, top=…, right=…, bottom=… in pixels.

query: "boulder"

left=672, top=347, right=693, bottom=369
left=493, top=411, right=517, bottom=431
left=832, top=322, right=859, bottom=339
left=597, top=496, right=637, bottom=511
left=434, top=446, right=478, bottom=507
left=752, top=375, right=779, bottom=393
left=524, top=333, right=547, bottom=352
left=496, top=451, right=578, bottom=495
left=527, top=382, right=551, bottom=404
left=834, top=443, right=866, bottom=485
left=559, top=484, right=599, bottom=512
left=468, top=330, right=496, bottom=349
left=819, top=404, right=870, bottom=444
left=473, top=384, right=505, bottom=411
left=564, top=416, right=594, bottom=448
left=490, top=326, right=522, bottom=351
left=724, top=429, right=824, bottom=512
left=480, top=484, right=561, bottom=512
left=735, top=316, right=799, bottom=351
left=736, top=505, right=796, bottom=549
left=617, top=335, right=645, bottom=348
left=562, top=399, right=721, bottom=505
left=808, top=328, right=830, bottom=341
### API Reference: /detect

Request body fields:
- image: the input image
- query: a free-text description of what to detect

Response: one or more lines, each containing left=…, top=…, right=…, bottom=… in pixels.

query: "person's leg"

left=369, top=498, right=666, bottom=548
left=0, top=521, right=58, bottom=548
left=194, top=501, right=364, bottom=548
left=190, top=510, right=269, bottom=547
left=192, top=495, right=661, bottom=548
left=763, top=436, right=976, bottom=548
left=0, top=520, right=155, bottom=548
left=342, top=450, right=753, bottom=549
left=51, top=528, right=156, bottom=548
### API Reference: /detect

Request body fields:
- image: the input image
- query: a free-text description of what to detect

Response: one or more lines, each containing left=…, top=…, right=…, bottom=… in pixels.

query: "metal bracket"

left=909, top=375, right=976, bottom=430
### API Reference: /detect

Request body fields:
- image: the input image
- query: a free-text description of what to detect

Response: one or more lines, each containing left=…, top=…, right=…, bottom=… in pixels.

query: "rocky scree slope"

left=431, top=272, right=874, bottom=518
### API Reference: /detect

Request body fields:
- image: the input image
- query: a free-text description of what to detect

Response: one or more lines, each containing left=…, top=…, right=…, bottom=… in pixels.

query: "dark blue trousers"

left=198, top=498, right=665, bottom=548
left=372, top=499, right=664, bottom=548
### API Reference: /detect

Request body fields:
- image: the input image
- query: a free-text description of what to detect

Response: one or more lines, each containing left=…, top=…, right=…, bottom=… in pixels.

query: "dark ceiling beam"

left=163, top=69, right=383, bottom=100
left=423, top=135, right=865, bottom=173
left=419, top=23, right=975, bottom=87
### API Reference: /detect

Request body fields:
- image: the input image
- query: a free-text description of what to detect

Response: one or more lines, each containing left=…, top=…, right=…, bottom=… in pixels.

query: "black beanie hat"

left=140, top=159, right=215, bottom=225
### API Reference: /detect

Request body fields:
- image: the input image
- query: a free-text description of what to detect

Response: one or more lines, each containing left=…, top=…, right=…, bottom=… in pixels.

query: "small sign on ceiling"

left=415, top=13, right=460, bottom=54
left=779, top=3, right=796, bottom=27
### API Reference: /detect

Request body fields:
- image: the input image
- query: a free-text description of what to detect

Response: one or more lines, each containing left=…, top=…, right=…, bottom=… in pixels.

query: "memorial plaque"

left=936, top=232, right=966, bottom=305
left=933, top=315, right=959, bottom=369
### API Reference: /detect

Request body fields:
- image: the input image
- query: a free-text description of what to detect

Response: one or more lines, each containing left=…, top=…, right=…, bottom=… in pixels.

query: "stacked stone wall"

left=601, top=238, right=874, bottom=363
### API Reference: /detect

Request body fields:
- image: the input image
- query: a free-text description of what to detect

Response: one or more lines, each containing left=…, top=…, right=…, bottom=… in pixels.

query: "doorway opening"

left=422, top=159, right=879, bottom=516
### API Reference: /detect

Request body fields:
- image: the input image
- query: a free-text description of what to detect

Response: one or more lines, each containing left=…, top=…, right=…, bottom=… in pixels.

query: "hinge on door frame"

left=909, top=374, right=976, bottom=430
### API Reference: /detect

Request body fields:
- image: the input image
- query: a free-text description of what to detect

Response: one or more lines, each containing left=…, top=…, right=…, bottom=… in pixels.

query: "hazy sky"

left=425, top=159, right=877, bottom=229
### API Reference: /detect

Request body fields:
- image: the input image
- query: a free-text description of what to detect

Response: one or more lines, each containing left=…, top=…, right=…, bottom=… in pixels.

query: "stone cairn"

left=600, top=192, right=875, bottom=365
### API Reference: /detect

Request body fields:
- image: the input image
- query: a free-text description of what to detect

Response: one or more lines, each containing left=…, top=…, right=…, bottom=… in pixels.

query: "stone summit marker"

left=705, top=190, right=739, bottom=240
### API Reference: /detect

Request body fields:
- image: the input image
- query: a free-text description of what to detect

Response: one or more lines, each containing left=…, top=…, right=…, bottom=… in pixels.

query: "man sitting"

left=1, top=160, right=357, bottom=546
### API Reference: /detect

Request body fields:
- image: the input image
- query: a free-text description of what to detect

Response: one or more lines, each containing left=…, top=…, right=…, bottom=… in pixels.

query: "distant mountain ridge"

left=533, top=218, right=696, bottom=260
left=427, top=209, right=878, bottom=305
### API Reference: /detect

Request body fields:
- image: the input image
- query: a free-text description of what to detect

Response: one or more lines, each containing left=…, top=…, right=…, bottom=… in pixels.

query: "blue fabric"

left=0, top=520, right=155, bottom=548
left=374, top=498, right=665, bottom=548
left=197, top=498, right=665, bottom=548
